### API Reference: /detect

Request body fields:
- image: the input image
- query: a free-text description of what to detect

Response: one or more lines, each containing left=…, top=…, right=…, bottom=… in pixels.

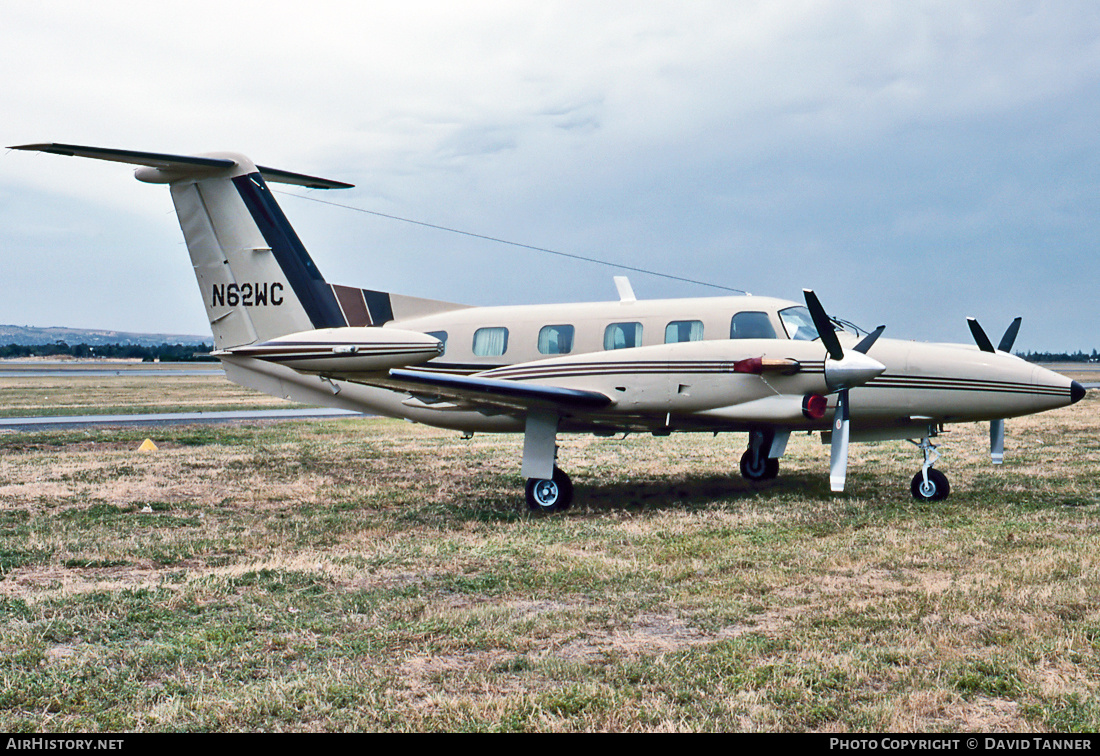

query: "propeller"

left=967, top=318, right=996, bottom=353
left=967, top=316, right=1022, bottom=354
left=854, top=325, right=886, bottom=355
left=829, top=381, right=851, bottom=493
left=999, top=317, right=1022, bottom=353
left=990, top=419, right=1005, bottom=465
left=967, top=316, right=1022, bottom=463
left=803, top=290, right=887, bottom=492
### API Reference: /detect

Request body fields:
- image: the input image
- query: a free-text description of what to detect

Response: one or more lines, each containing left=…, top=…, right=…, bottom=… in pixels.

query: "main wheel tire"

left=910, top=468, right=950, bottom=501
left=740, top=450, right=779, bottom=481
left=764, top=457, right=780, bottom=480
left=525, top=467, right=574, bottom=513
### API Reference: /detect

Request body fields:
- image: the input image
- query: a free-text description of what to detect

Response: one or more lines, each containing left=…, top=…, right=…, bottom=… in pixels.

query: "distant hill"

left=0, top=324, right=212, bottom=347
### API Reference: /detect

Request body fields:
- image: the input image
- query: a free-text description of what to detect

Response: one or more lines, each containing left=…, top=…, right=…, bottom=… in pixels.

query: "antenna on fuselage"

left=614, top=276, right=637, bottom=303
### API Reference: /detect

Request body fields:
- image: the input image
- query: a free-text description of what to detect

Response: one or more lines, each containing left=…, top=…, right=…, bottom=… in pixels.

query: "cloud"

left=3, top=1, right=1099, bottom=349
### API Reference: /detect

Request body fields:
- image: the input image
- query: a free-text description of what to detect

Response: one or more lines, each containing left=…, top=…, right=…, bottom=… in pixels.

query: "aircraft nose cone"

left=1070, top=380, right=1086, bottom=405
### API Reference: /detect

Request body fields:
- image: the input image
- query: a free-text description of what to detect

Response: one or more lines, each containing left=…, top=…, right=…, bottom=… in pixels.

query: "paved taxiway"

left=0, top=408, right=362, bottom=431
left=0, top=361, right=364, bottom=430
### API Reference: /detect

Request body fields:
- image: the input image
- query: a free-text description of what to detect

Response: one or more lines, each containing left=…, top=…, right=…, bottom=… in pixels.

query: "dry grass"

left=0, top=374, right=1095, bottom=732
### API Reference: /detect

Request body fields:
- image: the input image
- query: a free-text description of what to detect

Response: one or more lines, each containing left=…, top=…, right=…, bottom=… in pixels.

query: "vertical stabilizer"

left=9, top=143, right=470, bottom=348
left=169, top=161, right=348, bottom=348
left=9, top=144, right=353, bottom=349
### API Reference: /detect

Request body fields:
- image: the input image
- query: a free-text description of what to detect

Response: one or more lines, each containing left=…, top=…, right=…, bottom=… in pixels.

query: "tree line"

left=1017, top=350, right=1098, bottom=363
left=0, top=342, right=216, bottom=362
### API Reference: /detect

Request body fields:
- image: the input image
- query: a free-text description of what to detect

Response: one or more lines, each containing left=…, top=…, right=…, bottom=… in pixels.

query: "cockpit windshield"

left=779, top=306, right=866, bottom=342
left=778, top=306, right=820, bottom=341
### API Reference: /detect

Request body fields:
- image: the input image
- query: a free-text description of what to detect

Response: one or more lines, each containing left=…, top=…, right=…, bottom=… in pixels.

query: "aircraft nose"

left=1070, top=380, right=1086, bottom=405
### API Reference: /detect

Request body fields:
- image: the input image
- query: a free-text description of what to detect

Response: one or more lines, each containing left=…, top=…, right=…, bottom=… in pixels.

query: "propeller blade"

left=998, top=317, right=1022, bottom=353
left=967, top=317, right=996, bottom=353
left=829, top=388, right=850, bottom=492
left=853, top=325, right=885, bottom=354
left=990, top=419, right=1005, bottom=464
left=802, top=290, right=884, bottom=494
left=803, top=289, right=844, bottom=361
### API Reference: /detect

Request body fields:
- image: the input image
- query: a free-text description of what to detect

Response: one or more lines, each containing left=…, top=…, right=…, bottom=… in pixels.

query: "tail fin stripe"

left=363, top=290, right=395, bottom=326
left=332, top=284, right=372, bottom=327
left=232, top=174, right=347, bottom=330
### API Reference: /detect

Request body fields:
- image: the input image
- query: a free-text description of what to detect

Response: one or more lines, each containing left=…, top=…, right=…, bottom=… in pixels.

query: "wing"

left=387, top=368, right=613, bottom=415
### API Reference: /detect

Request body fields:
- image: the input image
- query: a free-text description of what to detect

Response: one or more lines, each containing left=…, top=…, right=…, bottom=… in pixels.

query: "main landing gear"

left=909, top=433, right=950, bottom=501
left=740, top=450, right=779, bottom=481
left=521, top=411, right=574, bottom=513
left=739, top=428, right=783, bottom=482
left=525, top=466, right=573, bottom=513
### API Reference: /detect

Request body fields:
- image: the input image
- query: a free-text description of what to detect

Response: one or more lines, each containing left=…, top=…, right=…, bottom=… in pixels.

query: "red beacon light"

left=802, top=394, right=828, bottom=420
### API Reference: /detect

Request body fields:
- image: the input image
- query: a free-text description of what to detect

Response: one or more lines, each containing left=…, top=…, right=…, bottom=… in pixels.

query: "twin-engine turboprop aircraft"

left=11, top=143, right=1085, bottom=511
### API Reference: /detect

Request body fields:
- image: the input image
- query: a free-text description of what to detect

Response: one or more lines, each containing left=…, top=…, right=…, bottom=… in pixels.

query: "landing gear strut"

left=909, top=434, right=950, bottom=501
left=525, top=466, right=573, bottom=513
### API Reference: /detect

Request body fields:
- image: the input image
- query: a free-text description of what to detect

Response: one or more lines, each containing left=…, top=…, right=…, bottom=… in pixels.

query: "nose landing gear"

left=909, top=433, right=950, bottom=501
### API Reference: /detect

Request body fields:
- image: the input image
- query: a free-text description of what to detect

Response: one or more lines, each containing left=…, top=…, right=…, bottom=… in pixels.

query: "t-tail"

left=9, top=143, right=450, bottom=350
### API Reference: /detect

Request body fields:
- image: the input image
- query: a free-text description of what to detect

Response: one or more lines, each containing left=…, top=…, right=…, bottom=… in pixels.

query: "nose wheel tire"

left=910, top=468, right=950, bottom=501
left=525, top=467, right=574, bottom=513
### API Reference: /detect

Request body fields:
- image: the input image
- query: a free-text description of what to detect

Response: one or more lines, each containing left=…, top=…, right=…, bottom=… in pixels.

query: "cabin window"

left=604, top=322, right=643, bottom=350
left=472, top=327, right=509, bottom=356
left=538, top=324, right=575, bottom=355
left=426, top=330, right=448, bottom=356
left=779, top=306, right=820, bottom=341
left=729, top=311, right=776, bottom=339
left=665, top=320, right=704, bottom=343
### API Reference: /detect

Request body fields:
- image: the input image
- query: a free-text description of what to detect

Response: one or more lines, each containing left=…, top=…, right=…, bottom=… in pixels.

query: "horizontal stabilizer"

left=222, top=327, right=443, bottom=374
left=8, top=142, right=353, bottom=189
left=253, top=165, right=354, bottom=190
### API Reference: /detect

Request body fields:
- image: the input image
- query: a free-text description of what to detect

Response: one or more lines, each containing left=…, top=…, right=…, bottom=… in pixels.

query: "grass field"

left=0, top=369, right=1096, bottom=732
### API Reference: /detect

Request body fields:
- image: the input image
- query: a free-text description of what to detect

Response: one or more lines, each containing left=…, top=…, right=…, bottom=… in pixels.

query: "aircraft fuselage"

left=222, top=292, right=1079, bottom=441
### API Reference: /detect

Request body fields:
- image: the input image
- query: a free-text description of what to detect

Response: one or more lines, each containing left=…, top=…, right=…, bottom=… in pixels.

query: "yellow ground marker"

left=137, top=438, right=158, bottom=452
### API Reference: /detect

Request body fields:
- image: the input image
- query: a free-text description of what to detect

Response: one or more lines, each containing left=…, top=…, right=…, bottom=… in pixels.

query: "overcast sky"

left=3, top=1, right=1098, bottom=351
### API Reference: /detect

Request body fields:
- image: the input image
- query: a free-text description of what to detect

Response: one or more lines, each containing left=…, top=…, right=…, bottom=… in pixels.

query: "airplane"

left=9, top=143, right=1086, bottom=512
